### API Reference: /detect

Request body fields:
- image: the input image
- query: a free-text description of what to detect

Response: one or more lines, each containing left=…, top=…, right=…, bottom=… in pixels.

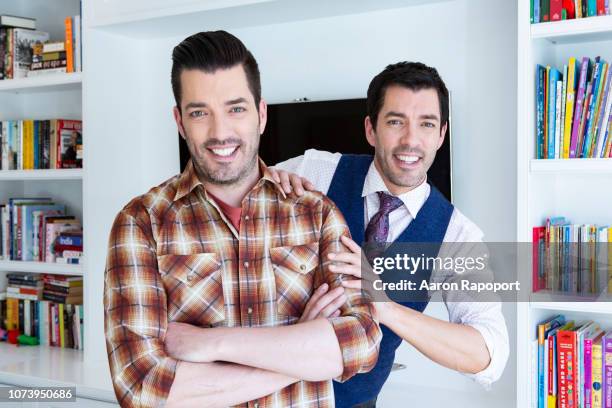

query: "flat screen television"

left=179, top=98, right=452, bottom=201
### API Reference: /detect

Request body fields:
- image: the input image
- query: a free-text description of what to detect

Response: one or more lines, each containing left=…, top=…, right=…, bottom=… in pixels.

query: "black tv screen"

left=179, top=98, right=452, bottom=201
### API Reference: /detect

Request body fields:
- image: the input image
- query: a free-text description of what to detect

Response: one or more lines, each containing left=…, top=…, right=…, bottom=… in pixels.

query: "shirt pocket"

left=269, top=242, right=319, bottom=318
left=157, top=252, right=225, bottom=326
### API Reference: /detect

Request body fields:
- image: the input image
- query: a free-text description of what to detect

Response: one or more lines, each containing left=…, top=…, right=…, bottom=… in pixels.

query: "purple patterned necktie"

left=365, top=191, right=404, bottom=244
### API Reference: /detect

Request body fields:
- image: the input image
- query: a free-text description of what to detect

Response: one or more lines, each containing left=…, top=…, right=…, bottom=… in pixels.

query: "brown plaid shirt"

left=104, top=159, right=381, bottom=408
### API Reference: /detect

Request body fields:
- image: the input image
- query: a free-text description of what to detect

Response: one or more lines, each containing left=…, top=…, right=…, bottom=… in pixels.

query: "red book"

left=562, top=0, right=576, bottom=18
left=557, top=328, right=578, bottom=408
left=551, top=0, right=564, bottom=20
left=597, top=0, right=605, bottom=14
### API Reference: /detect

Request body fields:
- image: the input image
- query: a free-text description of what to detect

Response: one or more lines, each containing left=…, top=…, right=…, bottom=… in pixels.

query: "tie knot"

left=377, top=191, right=403, bottom=214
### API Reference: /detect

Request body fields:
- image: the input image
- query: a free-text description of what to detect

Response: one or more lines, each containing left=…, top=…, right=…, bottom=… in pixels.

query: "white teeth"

left=396, top=155, right=419, bottom=163
left=211, top=147, right=238, bottom=157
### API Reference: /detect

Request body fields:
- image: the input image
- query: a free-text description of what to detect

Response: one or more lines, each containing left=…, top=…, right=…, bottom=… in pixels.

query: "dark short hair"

left=171, top=30, right=261, bottom=111
left=366, top=61, right=449, bottom=129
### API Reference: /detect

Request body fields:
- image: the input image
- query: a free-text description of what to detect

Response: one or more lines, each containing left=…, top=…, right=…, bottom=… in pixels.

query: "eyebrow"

left=225, top=97, right=248, bottom=106
left=184, top=98, right=248, bottom=110
left=384, top=111, right=440, bottom=121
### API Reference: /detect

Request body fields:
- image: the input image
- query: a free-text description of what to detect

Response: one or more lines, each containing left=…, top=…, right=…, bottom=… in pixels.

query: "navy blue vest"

left=326, top=154, right=454, bottom=408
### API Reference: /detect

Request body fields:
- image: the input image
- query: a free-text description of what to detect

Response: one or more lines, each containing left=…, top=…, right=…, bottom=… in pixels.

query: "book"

left=64, top=17, right=73, bottom=73
left=0, top=15, right=36, bottom=29
left=603, top=332, right=612, bottom=408
left=56, top=120, right=82, bottom=168
left=551, top=0, right=564, bottom=19
left=11, top=28, right=49, bottom=79
left=570, top=58, right=591, bottom=158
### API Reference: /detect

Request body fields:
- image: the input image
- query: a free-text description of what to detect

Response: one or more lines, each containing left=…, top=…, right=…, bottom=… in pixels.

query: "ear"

left=173, top=106, right=186, bottom=139
left=365, top=116, right=376, bottom=148
left=436, top=121, right=448, bottom=150
left=258, top=99, right=268, bottom=135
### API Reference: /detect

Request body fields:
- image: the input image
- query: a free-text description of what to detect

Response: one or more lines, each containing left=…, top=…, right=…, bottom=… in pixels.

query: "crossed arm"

left=104, top=203, right=380, bottom=408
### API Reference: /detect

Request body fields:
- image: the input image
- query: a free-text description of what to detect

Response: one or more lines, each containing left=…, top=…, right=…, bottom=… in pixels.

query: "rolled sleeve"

left=458, top=302, right=510, bottom=389
left=318, top=197, right=382, bottom=382
left=104, top=206, right=179, bottom=408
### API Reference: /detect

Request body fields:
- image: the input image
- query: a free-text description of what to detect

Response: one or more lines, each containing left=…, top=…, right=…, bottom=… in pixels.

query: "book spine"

left=605, top=336, right=612, bottom=408
left=564, top=58, right=577, bottom=158
left=558, top=330, right=577, bottom=408
left=556, top=79, right=563, bottom=159
left=549, top=70, right=559, bottom=158
left=570, top=58, right=590, bottom=158
left=586, top=338, right=594, bottom=408
left=64, top=18, right=73, bottom=73
left=537, top=65, right=546, bottom=159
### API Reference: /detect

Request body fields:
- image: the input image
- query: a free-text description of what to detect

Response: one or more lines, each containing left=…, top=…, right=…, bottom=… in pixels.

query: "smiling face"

left=365, top=85, right=447, bottom=195
left=173, top=65, right=267, bottom=186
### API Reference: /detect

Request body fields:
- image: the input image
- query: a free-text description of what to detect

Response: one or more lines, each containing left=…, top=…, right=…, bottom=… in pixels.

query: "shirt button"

left=254, top=403, right=259, bottom=408
left=300, top=264, right=306, bottom=271
left=244, top=261, right=249, bottom=268
left=186, top=274, right=193, bottom=282
left=244, top=215, right=250, bottom=221
left=247, top=307, right=253, bottom=314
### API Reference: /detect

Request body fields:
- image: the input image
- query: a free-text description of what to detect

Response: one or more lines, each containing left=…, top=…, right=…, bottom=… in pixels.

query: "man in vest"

left=271, top=62, right=509, bottom=408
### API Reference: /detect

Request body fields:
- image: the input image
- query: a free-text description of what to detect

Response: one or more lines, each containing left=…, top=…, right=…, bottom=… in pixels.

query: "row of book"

left=0, top=119, right=82, bottom=170
left=533, top=218, right=612, bottom=294
left=536, top=57, right=612, bottom=159
left=0, top=198, right=83, bottom=263
left=534, top=315, right=612, bottom=408
left=6, top=273, right=82, bottom=304
left=0, top=14, right=81, bottom=79
left=531, top=0, right=611, bottom=23
left=0, top=119, right=83, bottom=170
left=0, top=274, right=84, bottom=349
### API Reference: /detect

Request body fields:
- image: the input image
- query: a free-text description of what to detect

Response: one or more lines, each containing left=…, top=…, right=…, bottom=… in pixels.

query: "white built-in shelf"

left=0, top=342, right=115, bottom=402
left=91, top=0, right=451, bottom=38
left=0, top=260, right=82, bottom=276
left=531, top=14, right=612, bottom=43
left=0, top=73, right=82, bottom=94
left=530, top=158, right=612, bottom=173
left=530, top=300, right=612, bottom=314
left=0, top=169, right=83, bottom=181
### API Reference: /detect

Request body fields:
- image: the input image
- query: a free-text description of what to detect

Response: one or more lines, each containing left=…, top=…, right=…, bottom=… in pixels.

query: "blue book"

left=548, top=68, right=561, bottom=159
left=535, top=0, right=541, bottom=22
left=21, top=203, right=65, bottom=261
left=537, top=65, right=546, bottom=159
left=538, top=315, right=566, bottom=408
left=56, top=234, right=82, bottom=247
left=581, top=60, right=603, bottom=158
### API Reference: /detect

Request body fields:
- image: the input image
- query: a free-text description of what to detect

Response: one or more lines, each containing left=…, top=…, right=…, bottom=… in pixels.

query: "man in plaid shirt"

left=104, top=30, right=381, bottom=408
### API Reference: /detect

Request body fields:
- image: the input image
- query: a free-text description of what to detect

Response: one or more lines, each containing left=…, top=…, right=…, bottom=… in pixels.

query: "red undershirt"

left=207, top=191, right=242, bottom=232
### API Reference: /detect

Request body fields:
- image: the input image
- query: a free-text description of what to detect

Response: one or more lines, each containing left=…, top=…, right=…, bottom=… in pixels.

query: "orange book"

left=64, top=17, right=73, bottom=73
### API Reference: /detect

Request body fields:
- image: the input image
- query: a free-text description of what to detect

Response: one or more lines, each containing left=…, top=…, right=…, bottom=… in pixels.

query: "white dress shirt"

left=274, top=148, right=509, bottom=389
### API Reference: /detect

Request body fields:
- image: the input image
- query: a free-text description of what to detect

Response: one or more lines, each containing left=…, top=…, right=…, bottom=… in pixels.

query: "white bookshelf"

left=0, top=169, right=83, bottom=181
left=517, top=4, right=612, bottom=407
left=0, top=260, right=82, bottom=276
left=0, top=0, right=97, bottom=404
left=0, top=72, right=82, bottom=93
left=530, top=158, right=612, bottom=173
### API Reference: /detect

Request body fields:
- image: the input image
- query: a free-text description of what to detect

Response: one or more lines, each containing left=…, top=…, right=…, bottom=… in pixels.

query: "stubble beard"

left=189, top=129, right=260, bottom=186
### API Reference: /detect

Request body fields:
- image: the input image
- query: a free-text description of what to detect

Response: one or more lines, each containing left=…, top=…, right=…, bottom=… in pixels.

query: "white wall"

left=86, top=0, right=517, bottom=406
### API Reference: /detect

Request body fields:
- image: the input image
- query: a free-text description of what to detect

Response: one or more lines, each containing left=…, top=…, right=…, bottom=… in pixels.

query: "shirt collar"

left=361, top=160, right=429, bottom=219
left=173, top=158, right=286, bottom=202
